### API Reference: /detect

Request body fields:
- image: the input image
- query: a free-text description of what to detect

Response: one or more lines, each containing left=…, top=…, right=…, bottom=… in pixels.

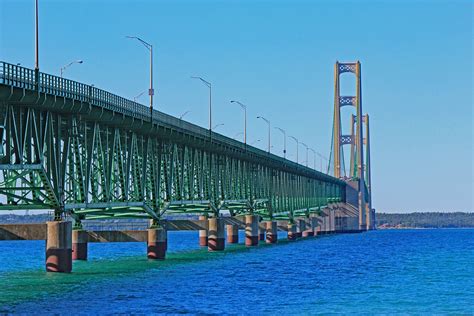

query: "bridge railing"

left=0, top=61, right=341, bottom=184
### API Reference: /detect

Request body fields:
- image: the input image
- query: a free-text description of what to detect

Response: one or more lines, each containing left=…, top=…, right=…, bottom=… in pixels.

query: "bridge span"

left=0, top=61, right=373, bottom=272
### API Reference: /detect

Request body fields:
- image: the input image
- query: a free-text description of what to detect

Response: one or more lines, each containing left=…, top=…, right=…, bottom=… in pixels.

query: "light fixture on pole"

left=213, top=123, right=224, bottom=130
left=274, top=127, right=286, bottom=159
left=126, top=36, right=154, bottom=117
left=301, top=142, right=309, bottom=167
left=289, top=136, right=299, bottom=164
left=191, top=76, right=212, bottom=132
left=257, top=116, right=270, bottom=153
left=233, top=132, right=243, bottom=140
left=134, top=90, right=147, bottom=102
left=60, top=60, right=83, bottom=78
left=309, top=148, right=317, bottom=170
left=179, top=110, right=191, bottom=120
left=230, top=100, right=247, bottom=145
left=250, top=139, right=261, bottom=146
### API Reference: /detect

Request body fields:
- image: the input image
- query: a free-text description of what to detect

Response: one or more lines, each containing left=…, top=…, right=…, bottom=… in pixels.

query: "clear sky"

left=0, top=0, right=472, bottom=213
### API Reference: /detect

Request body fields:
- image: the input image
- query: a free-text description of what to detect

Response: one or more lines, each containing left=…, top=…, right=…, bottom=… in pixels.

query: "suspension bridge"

left=0, top=60, right=374, bottom=273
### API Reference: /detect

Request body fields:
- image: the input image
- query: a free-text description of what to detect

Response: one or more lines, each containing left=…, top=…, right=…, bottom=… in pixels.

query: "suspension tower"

left=331, top=61, right=369, bottom=230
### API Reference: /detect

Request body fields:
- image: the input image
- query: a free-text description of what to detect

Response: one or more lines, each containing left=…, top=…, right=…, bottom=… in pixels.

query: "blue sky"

left=0, top=0, right=472, bottom=212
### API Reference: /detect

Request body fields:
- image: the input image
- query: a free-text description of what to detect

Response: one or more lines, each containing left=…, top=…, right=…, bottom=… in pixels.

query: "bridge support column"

left=245, top=215, right=259, bottom=246
left=226, top=224, right=239, bottom=244
left=72, top=229, right=88, bottom=260
left=208, top=218, right=225, bottom=251
left=287, top=223, right=297, bottom=241
left=265, top=221, right=277, bottom=244
left=302, top=218, right=314, bottom=238
left=259, top=225, right=265, bottom=241
left=147, top=227, right=167, bottom=260
left=199, top=215, right=208, bottom=246
left=46, top=221, right=72, bottom=273
left=296, top=219, right=305, bottom=238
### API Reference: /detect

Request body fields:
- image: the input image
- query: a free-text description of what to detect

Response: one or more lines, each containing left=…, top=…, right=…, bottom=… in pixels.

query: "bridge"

left=0, top=60, right=374, bottom=273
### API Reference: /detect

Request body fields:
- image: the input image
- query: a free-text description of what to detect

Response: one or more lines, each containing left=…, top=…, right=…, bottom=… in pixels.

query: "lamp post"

left=309, top=148, right=317, bottom=170
left=251, top=139, right=261, bottom=146
left=126, top=36, right=153, bottom=116
left=233, top=132, right=243, bottom=140
left=60, top=60, right=83, bottom=78
left=301, top=142, right=309, bottom=167
left=191, top=76, right=212, bottom=133
left=317, top=153, right=328, bottom=173
left=257, top=116, right=270, bottom=153
left=35, top=0, right=39, bottom=72
left=289, top=136, right=299, bottom=164
left=274, top=127, right=286, bottom=159
left=179, top=110, right=191, bottom=120
left=230, top=100, right=247, bottom=145
left=213, top=123, right=224, bottom=130
left=134, top=90, right=147, bottom=102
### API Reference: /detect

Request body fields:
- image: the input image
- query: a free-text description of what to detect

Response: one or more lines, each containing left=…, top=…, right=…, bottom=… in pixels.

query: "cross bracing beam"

left=0, top=61, right=346, bottom=222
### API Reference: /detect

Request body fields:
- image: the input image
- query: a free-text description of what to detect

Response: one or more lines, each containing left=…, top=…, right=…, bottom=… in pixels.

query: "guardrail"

left=0, top=61, right=342, bottom=185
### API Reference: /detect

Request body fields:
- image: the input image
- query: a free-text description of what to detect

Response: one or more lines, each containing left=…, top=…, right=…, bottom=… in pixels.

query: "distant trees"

left=376, top=212, right=474, bottom=228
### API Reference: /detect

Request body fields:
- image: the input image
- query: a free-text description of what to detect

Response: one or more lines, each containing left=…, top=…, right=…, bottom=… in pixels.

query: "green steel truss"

left=0, top=61, right=345, bottom=224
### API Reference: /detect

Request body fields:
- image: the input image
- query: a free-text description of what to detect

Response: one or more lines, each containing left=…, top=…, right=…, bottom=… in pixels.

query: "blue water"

left=0, top=229, right=473, bottom=314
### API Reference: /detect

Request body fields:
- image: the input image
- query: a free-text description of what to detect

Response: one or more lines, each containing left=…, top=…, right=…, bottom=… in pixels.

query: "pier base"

left=226, top=224, right=239, bottom=244
left=199, top=215, right=208, bottom=246
left=72, top=229, right=88, bottom=260
left=296, top=219, right=305, bottom=238
left=245, top=215, right=259, bottom=246
left=208, top=218, right=225, bottom=251
left=287, top=223, right=297, bottom=241
left=265, top=221, right=277, bottom=244
left=147, top=227, right=167, bottom=259
left=259, top=227, right=265, bottom=241
left=46, top=221, right=72, bottom=273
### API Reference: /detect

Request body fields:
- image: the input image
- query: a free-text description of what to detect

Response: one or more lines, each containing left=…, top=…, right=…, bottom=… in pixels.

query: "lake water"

left=0, top=229, right=473, bottom=314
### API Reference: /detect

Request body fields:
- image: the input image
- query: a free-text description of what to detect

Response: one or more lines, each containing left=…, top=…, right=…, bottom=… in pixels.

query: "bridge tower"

left=331, top=61, right=367, bottom=230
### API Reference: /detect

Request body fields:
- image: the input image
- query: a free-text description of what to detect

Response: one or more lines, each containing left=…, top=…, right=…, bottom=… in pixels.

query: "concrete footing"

left=198, top=215, right=208, bottom=246
left=208, top=218, right=225, bottom=251
left=287, top=223, right=297, bottom=241
left=245, top=215, right=259, bottom=246
left=265, top=221, right=277, bottom=244
left=259, top=227, right=265, bottom=241
left=72, top=229, right=88, bottom=260
left=226, top=224, right=239, bottom=244
left=296, top=219, right=305, bottom=238
left=46, top=221, right=72, bottom=273
left=147, top=227, right=167, bottom=259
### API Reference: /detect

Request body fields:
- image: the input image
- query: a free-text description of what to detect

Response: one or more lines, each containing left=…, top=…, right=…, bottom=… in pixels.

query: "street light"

left=274, top=127, right=286, bottom=159
left=301, top=142, right=309, bottom=167
left=230, top=100, right=247, bottom=145
left=191, top=76, right=212, bottom=133
left=318, top=153, right=328, bottom=174
left=251, top=139, right=261, bottom=146
left=257, top=116, right=270, bottom=153
left=213, top=123, right=224, bottom=130
left=134, top=90, right=147, bottom=102
left=35, top=0, right=39, bottom=71
left=233, top=132, right=243, bottom=140
left=179, top=110, right=191, bottom=120
left=60, top=60, right=83, bottom=78
left=289, top=136, right=299, bottom=164
left=126, top=36, right=153, bottom=116
left=309, top=148, right=317, bottom=170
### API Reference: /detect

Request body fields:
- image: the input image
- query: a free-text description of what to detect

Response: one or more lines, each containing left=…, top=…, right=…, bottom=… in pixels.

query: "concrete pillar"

left=198, top=215, right=208, bottom=246
left=72, top=229, right=88, bottom=260
left=302, top=218, right=314, bottom=237
left=265, top=221, right=277, bottom=244
left=245, top=215, right=259, bottom=246
left=46, top=221, right=72, bottom=273
left=208, top=218, right=225, bottom=251
left=259, top=226, right=265, bottom=241
left=147, top=227, right=167, bottom=259
left=296, top=219, right=305, bottom=238
left=287, top=222, right=297, bottom=241
left=226, top=224, right=239, bottom=244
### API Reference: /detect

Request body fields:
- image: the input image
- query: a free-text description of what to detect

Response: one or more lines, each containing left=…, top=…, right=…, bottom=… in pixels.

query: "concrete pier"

left=72, top=229, right=88, bottom=260
left=287, top=223, right=297, bottom=241
left=198, top=215, right=208, bottom=246
left=296, top=219, right=305, bottom=238
left=259, top=226, right=265, bottom=241
left=208, top=218, right=225, bottom=251
left=147, top=227, right=167, bottom=259
left=265, top=221, right=277, bottom=244
left=245, top=215, right=259, bottom=246
left=226, top=224, right=239, bottom=244
left=46, top=221, right=72, bottom=273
